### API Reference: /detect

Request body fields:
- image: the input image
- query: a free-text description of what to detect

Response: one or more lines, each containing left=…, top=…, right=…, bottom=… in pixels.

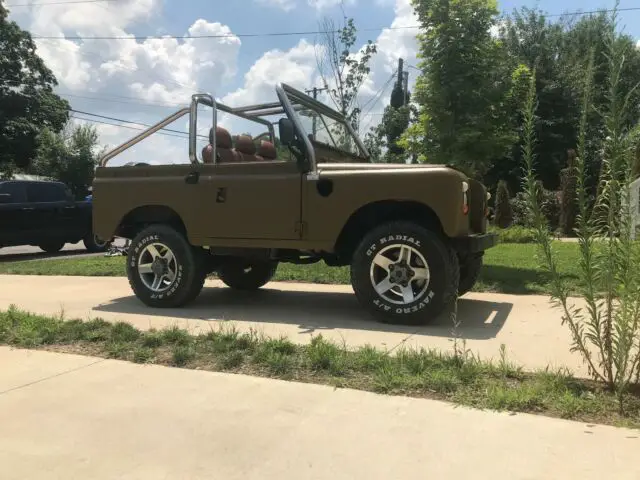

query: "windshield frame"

left=276, top=83, right=370, bottom=173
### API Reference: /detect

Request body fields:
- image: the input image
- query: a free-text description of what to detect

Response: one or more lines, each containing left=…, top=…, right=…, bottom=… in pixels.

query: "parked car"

left=0, top=179, right=109, bottom=253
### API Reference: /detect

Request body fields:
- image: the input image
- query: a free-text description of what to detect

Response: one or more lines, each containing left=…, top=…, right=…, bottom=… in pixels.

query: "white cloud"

left=255, top=0, right=297, bottom=11
left=308, top=0, right=355, bottom=11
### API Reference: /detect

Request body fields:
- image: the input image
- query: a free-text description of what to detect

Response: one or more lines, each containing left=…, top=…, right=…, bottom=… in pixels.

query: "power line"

left=26, top=7, right=640, bottom=41
left=70, top=109, right=209, bottom=140
left=70, top=115, right=189, bottom=140
left=6, top=0, right=116, bottom=6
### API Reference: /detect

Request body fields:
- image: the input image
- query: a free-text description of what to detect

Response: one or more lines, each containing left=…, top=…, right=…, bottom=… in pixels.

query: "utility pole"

left=402, top=71, right=409, bottom=105
left=305, top=86, right=327, bottom=139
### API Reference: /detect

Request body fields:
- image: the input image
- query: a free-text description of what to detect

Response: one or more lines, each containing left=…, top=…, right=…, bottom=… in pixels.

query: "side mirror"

left=0, top=193, right=12, bottom=204
left=278, top=118, right=295, bottom=147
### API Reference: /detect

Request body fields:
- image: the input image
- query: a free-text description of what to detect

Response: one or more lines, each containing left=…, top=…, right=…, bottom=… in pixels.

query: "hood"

left=316, top=162, right=468, bottom=178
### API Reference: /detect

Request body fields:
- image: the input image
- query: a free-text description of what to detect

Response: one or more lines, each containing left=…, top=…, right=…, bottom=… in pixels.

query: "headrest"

left=257, top=140, right=277, bottom=160
left=202, top=144, right=214, bottom=163
left=235, top=135, right=256, bottom=155
left=210, top=127, right=232, bottom=149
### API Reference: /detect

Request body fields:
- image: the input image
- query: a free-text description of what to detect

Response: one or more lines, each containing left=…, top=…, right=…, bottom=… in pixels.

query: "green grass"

left=0, top=243, right=582, bottom=295
left=1, top=306, right=638, bottom=428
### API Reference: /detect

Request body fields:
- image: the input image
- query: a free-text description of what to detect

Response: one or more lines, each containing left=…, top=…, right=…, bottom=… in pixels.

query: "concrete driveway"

left=1, top=347, right=638, bottom=480
left=0, top=274, right=584, bottom=375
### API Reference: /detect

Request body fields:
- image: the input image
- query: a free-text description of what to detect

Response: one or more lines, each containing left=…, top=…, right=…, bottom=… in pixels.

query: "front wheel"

left=218, top=258, right=278, bottom=290
left=83, top=233, right=111, bottom=253
left=351, top=221, right=459, bottom=325
left=127, top=225, right=206, bottom=308
left=458, top=253, right=484, bottom=296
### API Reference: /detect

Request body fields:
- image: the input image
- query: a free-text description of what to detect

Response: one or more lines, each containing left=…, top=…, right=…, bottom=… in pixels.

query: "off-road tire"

left=127, top=225, right=206, bottom=308
left=39, top=241, right=65, bottom=253
left=83, top=233, right=110, bottom=253
left=351, top=221, right=459, bottom=325
left=458, top=253, right=484, bottom=296
left=218, top=258, right=278, bottom=291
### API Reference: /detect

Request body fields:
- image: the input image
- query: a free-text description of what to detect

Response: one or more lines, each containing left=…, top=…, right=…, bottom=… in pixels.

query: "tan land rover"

left=92, top=84, right=497, bottom=325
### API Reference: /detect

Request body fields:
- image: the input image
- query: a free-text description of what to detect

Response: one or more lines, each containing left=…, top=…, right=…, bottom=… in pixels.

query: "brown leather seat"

left=202, top=127, right=238, bottom=164
left=257, top=140, right=277, bottom=161
left=234, top=135, right=260, bottom=162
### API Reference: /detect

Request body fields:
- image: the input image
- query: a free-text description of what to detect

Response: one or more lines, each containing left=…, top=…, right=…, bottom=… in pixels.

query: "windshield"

left=282, top=85, right=368, bottom=161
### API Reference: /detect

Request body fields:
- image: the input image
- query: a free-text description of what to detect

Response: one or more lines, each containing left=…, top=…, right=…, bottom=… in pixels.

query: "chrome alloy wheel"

left=138, top=242, right=178, bottom=292
left=369, top=244, right=430, bottom=305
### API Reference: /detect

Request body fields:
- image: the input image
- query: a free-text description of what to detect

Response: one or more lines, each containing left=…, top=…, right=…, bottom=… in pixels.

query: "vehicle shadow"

left=94, top=286, right=513, bottom=340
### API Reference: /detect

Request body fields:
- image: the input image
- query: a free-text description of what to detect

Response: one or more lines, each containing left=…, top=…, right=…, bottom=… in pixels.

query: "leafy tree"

left=316, top=15, right=377, bottom=133
left=0, top=4, right=69, bottom=176
left=493, top=180, right=513, bottom=228
left=32, top=123, right=104, bottom=199
left=410, top=0, right=514, bottom=178
left=559, top=149, right=578, bottom=236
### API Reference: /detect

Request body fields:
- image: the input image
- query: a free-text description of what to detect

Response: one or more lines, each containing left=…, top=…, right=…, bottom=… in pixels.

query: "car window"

left=0, top=182, right=27, bottom=203
left=26, top=182, right=68, bottom=203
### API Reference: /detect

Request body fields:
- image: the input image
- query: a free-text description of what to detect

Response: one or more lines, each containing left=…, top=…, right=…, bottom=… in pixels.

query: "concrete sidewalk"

left=1, top=347, right=638, bottom=480
left=0, top=274, right=583, bottom=375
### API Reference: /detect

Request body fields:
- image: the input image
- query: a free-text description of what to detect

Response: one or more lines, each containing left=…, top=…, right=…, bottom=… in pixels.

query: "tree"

left=559, top=149, right=578, bottom=236
left=32, top=123, right=104, bottom=199
left=0, top=4, right=70, bottom=176
left=316, top=14, right=377, bottom=133
left=410, top=0, right=514, bottom=178
left=493, top=180, right=513, bottom=228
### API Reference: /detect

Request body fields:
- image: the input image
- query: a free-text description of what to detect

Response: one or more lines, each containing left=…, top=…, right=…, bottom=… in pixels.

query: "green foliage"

left=0, top=6, right=69, bottom=175
left=316, top=16, right=377, bottom=131
left=411, top=0, right=515, bottom=177
left=489, top=225, right=538, bottom=244
left=522, top=8, right=640, bottom=409
left=32, top=123, right=103, bottom=199
left=494, top=180, right=513, bottom=228
left=510, top=186, right=560, bottom=230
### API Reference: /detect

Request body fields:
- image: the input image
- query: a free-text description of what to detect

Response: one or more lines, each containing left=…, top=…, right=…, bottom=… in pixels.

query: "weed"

left=111, top=322, right=140, bottom=342
left=133, top=347, right=154, bottom=364
left=306, top=335, right=348, bottom=375
left=219, top=350, right=245, bottom=369
left=83, top=318, right=113, bottom=342
left=106, top=342, right=129, bottom=359
left=162, top=326, right=191, bottom=346
left=141, top=329, right=164, bottom=348
left=353, top=344, right=390, bottom=372
left=172, top=345, right=195, bottom=366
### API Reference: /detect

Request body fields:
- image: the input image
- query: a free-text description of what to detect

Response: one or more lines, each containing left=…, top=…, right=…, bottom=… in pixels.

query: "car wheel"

left=83, top=233, right=111, bottom=253
left=39, top=241, right=65, bottom=254
left=351, top=221, right=459, bottom=325
left=218, top=258, right=278, bottom=290
left=458, top=253, right=484, bottom=296
left=127, top=225, right=206, bottom=308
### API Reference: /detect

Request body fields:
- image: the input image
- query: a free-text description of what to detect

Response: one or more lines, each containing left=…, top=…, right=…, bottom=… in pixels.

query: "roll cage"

left=98, top=83, right=370, bottom=171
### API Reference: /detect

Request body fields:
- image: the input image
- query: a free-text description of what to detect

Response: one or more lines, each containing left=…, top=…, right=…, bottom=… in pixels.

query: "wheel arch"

left=334, top=200, right=445, bottom=263
left=117, top=205, right=187, bottom=239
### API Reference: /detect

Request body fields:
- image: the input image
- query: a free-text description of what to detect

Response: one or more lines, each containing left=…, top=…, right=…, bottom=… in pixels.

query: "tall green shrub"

left=522, top=8, right=640, bottom=410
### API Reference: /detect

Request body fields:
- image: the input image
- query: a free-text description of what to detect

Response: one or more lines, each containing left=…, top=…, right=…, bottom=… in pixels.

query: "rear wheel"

left=351, top=221, right=459, bottom=325
left=127, top=225, right=206, bottom=308
left=218, top=258, right=278, bottom=290
left=39, top=241, right=65, bottom=253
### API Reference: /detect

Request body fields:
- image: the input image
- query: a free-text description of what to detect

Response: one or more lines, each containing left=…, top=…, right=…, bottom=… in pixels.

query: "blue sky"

left=4, top=0, right=639, bottom=164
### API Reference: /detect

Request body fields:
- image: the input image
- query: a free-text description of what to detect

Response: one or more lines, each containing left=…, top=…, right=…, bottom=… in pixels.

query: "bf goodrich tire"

left=458, top=253, right=483, bottom=296
left=218, top=258, right=278, bottom=290
left=127, top=225, right=206, bottom=308
left=351, top=221, right=459, bottom=325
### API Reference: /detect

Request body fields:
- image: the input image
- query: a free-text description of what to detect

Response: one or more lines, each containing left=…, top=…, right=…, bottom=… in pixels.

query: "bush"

left=510, top=187, right=560, bottom=230
left=489, top=225, right=538, bottom=243
left=493, top=180, right=513, bottom=228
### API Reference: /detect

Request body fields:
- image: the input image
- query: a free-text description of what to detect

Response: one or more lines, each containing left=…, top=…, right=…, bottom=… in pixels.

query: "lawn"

left=0, top=243, right=582, bottom=295
left=1, top=306, right=638, bottom=428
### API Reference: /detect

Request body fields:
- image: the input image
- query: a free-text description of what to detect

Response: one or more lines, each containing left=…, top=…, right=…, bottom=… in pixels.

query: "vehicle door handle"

left=185, top=171, right=200, bottom=184
left=21, top=207, right=35, bottom=211
left=64, top=206, right=75, bottom=209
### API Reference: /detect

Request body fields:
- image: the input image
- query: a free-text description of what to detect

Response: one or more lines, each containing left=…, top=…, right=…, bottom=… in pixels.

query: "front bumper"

left=451, top=232, right=499, bottom=254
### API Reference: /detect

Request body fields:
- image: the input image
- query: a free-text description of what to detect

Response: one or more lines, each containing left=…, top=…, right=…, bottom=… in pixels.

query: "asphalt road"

left=0, top=239, right=127, bottom=262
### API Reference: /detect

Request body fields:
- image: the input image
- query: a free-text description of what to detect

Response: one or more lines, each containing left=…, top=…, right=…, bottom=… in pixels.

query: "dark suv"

left=0, top=180, right=109, bottom=253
